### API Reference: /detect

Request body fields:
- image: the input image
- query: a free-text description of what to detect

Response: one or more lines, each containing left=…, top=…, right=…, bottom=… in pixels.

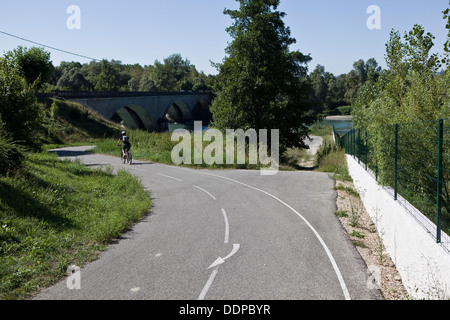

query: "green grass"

left=37, top=98, right=121, bottom=146
left=334, top=184, right=360, bottom=198
left=350, top=230, right=365, bottom=239
left=315, top=140, right=352, bottom=181
left=335, top=210, right=349, bottom=218
left=93, top=129, right=265, bottom=170
left=94, top=131, right=176, bottom=165
left=0, top=152, right=151, bottom=299
left=309, top=123, right=333, bottom=138
left=94, top=128, right=341, bottom=172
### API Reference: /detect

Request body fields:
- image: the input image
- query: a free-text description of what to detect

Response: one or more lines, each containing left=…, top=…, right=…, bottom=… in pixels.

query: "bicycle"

left=118, top=144, right=133, bottom=165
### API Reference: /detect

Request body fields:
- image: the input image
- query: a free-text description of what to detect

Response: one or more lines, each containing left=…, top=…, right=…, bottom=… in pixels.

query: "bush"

left=336, top=105, right=352, bottom=115
left=316, top=139, right=351, bottom=181
left=50, top=102, right=59, bottom=120
left=0, top=152, right=152, bottom=299
left=0, top=57, right=42, bottom=149
left=0, top=132, right=25, bottom=176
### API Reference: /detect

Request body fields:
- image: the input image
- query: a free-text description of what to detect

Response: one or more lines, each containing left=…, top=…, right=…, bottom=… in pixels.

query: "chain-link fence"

left=341, top=119, right=450, bottom=252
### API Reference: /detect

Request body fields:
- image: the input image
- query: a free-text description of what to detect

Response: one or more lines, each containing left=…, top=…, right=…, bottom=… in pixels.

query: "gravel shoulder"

left=334, top=179, right=411, bottom=300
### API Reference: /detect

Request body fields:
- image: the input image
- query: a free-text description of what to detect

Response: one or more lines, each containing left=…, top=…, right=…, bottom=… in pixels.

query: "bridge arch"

left=111, top=104, right=157, bottom=132
left=192, top=98, right=213, bottom=124
left=164, top=100, right=193, bottom=123
left=62, top=91, right=214, bottom=132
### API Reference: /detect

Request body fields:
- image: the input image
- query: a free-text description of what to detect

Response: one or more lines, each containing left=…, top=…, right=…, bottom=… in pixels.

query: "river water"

left=321, top=116, right=353, bottom=134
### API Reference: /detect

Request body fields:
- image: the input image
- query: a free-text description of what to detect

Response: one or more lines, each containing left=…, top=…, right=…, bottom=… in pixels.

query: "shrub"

left=0, top=57, right=42, bottom=149
left=0, top=131, right=25, bottom=176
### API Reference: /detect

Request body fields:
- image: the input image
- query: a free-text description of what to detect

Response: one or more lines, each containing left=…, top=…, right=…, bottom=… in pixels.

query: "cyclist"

left=118, top=131, right=131, bottom=158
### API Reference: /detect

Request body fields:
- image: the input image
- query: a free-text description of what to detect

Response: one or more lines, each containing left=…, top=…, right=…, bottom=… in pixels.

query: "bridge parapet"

left=36, top=91, right=213, bottom=100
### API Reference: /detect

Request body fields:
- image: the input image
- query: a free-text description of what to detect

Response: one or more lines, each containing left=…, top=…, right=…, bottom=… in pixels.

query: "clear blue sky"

left=0, top=0, right=448, bottom=76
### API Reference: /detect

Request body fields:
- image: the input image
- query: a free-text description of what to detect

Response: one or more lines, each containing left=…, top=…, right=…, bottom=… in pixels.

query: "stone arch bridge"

left=40, top=91, right=214, bottom=132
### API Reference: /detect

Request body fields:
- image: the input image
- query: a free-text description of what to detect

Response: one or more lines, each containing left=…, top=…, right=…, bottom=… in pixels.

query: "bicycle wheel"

left=128, top=152, right=132, bottom=165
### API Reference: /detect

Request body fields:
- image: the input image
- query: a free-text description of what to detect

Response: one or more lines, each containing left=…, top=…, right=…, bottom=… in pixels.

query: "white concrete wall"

left=346, top=155, right=450, bottom=300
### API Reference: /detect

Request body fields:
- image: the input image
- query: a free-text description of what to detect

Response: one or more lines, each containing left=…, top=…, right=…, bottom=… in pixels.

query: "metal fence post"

left=365, top=130, right=368, bottom=171
left=394, top=124, right=399, bottom=201
left=349, top=129, right=352, bottom=156
left=344, top=133, right=348, bottom=154
left=345, top=132, right=349, bottom=154
left=351, top=130, right=353, bottom=157
left=358, top=129, right=361, bottom=165
left=436, top=119, right=443, bottom=244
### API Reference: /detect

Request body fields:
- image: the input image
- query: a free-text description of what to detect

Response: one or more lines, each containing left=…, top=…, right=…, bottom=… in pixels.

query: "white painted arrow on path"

left=208, top=244, right=240, bottom=269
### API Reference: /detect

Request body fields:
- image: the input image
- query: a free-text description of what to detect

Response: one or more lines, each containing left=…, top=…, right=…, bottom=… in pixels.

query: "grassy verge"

left=93, top=129, right=264, bottom=170
left=94, top=127, right=342, bottom=172
left=37, top=98, right=121, bottom=145
left=0, top=152, right=151, bottom=300
left=315, top=138, right=352, bottom=181
left=309, top=122, right=334, bottom=138
left=94, top=131, right=176, bottom=166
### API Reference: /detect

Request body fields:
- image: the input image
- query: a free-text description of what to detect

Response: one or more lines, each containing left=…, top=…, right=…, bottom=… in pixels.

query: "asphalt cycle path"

left=35, top=146, right=383, bottom=300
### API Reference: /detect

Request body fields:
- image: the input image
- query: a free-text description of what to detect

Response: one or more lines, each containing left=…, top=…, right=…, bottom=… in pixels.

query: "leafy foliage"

left=350, top=22, right=450, bottom=235
left=353, top=25, right=449, bottom=129
left=0, top=124, right=25, bottom=177
left=352, top=24, right=449, bottom=179
left=4, top=46, right=53, bottom=89
left=49, top=54, right=214, bottom=93
left=0, top=54, right=42, bottom=149
left=210, top=0, right=315, bottom=153
left=0, top=152, right=151, bottom=299
left=308, top=58, right=382, bottom=115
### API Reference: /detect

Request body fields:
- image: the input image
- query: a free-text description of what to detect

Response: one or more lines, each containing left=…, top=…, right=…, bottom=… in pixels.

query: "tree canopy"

left=46, top=54, right=214, bottom=93
left=4, top=46, right=53, bottom=89
left=0, top=49, right=42, bottom=148
left=308, top=58, right=382, bottom=115
left=210, top=0, right=315, bottom=153
left=353, top=24, right=448, bottom=129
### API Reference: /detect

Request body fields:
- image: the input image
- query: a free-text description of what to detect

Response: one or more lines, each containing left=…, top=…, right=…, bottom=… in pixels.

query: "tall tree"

left=310, top=65, right=328, bottom=112
left=138, top=75, right=158, bottom=92
left=343, top=58, right=381, bottom=105
left=365, top=58, right=382, bottom=82
left=353, top=25, right=448, bottom=129
left=210, top=0, right=315, bottom=153
left=56, top=62, right=90, bottom=91
left=5, top=46, right=53, bottom=89
left=326, top=75, right=347, bottom=109
left=0, top=53, right=41, bottom=148
left=352, top=24, right=450, bottom=218
left=443, top=2, right=450, bottom=66
left=93, top=60, right=118, bottom=92
left=153, top=54, right=192, bottom=92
